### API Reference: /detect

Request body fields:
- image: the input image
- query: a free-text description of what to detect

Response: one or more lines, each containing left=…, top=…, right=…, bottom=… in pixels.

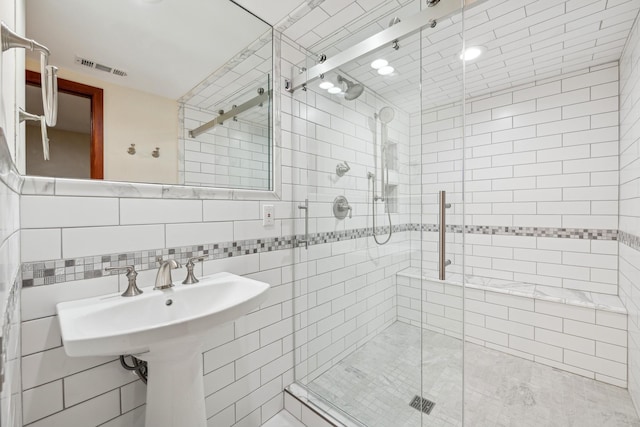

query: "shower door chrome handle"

left=439, top=191, right=451, bottom=280
left=298, top=199, right=309, bottom=249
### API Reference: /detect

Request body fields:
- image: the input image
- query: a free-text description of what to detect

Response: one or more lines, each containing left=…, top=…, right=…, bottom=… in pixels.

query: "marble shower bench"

left=396, top=267, right=628, bottom=387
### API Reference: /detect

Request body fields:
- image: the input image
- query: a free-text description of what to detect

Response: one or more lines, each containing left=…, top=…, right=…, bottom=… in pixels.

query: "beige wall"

left=26, top=125, right=90, bottom=179
left=26, top=59, right=179, bottom=184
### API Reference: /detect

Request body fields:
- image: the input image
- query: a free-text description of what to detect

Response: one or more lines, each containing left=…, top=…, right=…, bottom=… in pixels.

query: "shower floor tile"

left=306, top=322, right=640, bottom=427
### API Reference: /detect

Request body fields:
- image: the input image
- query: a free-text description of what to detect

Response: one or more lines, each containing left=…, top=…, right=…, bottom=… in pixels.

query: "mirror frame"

left=19, top=29, right=282, bottom=202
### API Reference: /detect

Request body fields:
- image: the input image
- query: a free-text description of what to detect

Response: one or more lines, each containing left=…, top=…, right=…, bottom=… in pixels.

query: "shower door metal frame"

left=285, top=0, right=485, bottom=93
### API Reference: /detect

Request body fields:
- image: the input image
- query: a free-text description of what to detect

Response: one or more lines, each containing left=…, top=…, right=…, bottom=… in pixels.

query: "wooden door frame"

left=26, top=70, right=104, bottom=179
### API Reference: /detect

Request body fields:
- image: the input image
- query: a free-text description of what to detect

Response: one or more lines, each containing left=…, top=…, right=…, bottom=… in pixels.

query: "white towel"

left=40, top=115, right=50, bottom=161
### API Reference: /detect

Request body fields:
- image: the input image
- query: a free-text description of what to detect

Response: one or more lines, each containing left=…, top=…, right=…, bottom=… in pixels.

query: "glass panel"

left=289, top=0, right=465, bottom=425
left=299, top=40, right=422, bottom=426
left=419, top=2, right=465, bottom=426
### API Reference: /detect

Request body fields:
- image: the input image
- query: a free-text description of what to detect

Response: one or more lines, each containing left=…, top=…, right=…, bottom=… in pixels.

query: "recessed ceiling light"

left=377, top=66, right=394, bottom=76
left=328, top=87, right=342, bottom=94
left=460, top=46, right=485, bottom=61
left=371, top=59, right=389, bottom=69
left=319, top=81, right=334, bottom=89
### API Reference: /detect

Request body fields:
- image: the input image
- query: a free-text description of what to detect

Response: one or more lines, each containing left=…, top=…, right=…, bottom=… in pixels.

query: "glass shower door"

left=287, top=0, right=466, bottom=425
left=417, top=1, right=466, bottom=425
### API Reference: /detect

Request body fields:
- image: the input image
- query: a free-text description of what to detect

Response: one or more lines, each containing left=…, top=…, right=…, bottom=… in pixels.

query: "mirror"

left=23, top=0, right=273, bottom=191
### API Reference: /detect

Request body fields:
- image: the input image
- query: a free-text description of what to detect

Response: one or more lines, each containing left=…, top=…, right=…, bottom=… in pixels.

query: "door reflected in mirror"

left=23, top=0, right=273, bottom=191
left=25, top=71, right=103, bottom=180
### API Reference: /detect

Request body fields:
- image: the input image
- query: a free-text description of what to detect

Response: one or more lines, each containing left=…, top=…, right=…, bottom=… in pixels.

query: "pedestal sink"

left=56, top=272, right=270, bottom=427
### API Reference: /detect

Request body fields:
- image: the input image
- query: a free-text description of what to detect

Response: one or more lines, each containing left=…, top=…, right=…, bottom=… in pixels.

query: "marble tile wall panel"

left=0, top=95, right=24, bottom=427
left=618, top=9, right=640, bottom=418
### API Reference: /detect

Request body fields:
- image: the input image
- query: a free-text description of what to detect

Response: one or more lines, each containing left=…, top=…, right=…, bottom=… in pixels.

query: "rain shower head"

left=337, top=75, right=364, bottom=101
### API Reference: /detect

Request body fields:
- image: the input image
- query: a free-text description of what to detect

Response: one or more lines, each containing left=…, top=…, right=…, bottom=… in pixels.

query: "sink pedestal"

left=56, top=272, right=271, bottom=427
left=138, top=344, right=206, bottom=427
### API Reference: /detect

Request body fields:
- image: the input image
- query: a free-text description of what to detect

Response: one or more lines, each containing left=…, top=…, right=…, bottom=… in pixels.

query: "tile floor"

left=306, top=322, right=640, bottom=427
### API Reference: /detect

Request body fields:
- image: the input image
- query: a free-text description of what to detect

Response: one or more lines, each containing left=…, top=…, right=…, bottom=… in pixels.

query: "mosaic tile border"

left=451, top=224, right=618, bottom=240
left=620, top=230, right=640, bottom=251
left=21, top=223, right=620, bottom=287
left=21, top=224, right=413, bottom=287
left=418, top=224, right=619, bottom=240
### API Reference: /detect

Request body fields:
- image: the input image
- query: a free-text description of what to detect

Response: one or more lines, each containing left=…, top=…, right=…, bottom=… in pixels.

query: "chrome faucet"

left=154, top=259, right=181, bottom=290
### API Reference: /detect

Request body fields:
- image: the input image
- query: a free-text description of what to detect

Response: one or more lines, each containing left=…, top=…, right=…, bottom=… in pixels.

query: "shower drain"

left=409, top=395, right=436, bottom=415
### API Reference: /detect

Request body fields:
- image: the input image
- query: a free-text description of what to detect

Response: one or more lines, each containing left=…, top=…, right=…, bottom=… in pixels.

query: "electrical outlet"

left=263, top=205, right=275, bottom=226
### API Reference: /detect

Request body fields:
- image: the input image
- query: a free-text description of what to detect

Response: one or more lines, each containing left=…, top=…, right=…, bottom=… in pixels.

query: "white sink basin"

left=57, top=272, right=269, bottom=357
left=57, top=271, right=270, bottom=427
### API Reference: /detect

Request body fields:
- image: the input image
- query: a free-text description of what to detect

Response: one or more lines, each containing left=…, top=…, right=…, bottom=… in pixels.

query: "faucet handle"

left=187, top=256, right=205, bottom=265
left=333, top=196, right=352, bottom=219
left=183, top=256, right=205, bottom=285
left=105, top=265, right=143, bottom=297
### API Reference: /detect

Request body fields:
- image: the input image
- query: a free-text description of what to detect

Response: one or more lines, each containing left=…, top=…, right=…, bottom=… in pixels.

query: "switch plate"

left=263, top=205, right=275, bottom=226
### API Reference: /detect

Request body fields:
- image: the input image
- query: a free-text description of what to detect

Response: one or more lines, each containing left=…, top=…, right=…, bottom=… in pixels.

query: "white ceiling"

left=291, top=0, right=640, bottom=114
left=232, top=0, right=307, bottom=26
left=26, top=0, right=272, bottom=100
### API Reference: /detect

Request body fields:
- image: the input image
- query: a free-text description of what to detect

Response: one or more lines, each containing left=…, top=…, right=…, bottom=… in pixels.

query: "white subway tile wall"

left=181, top=108, right=272, bottom=190
left=414, top=64, right=620, bottom=295
left=618, top=12, right=640, bottom=417
left=20, top=204, right=298, bottom=427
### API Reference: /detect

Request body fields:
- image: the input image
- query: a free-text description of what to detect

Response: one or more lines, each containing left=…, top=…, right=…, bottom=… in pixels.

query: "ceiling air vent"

left=75, top=56, right=128, bottom=77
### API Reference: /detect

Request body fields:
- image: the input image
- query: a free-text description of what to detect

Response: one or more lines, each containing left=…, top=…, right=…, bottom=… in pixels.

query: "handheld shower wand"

left=1, top=22, right=58, bottom=127
left=368, top=106, right=396, bottom=246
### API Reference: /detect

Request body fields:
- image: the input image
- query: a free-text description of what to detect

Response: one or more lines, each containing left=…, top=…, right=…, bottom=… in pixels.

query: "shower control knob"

left=333, top=196, right=352, bottom=220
